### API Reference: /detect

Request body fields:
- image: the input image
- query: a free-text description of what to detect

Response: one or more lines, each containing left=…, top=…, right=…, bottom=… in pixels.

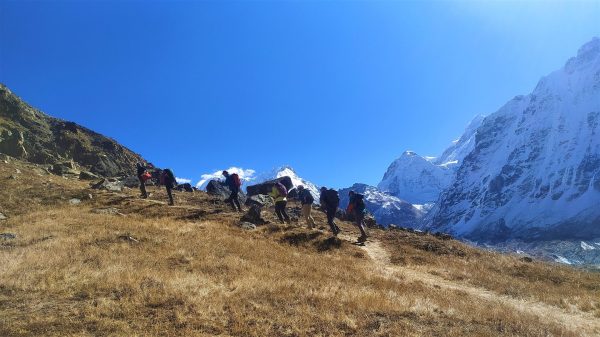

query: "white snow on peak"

left=176, top=177, right=192, bottom=184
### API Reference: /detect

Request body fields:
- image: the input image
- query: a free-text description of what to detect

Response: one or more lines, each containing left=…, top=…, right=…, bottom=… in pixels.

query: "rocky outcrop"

left=0, top=84, right=144, bottom=177
left=246, top=176, right=293, bottom=196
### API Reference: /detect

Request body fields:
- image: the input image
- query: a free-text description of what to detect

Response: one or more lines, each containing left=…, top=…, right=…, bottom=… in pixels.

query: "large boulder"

left=240, top=205, right=268, bottom=225
left=245, top=194, right=273, bottom=208
left=206, top=180, right=247, bottom=203
left=246, top=176, right=293, bottom=196
left=121, top=175, right=141, bottom=188
left=50, top=160, right=80, bottom=176
left=91, top=179, right=124, bottom=192
left=175, top=183, right=194, bottom=192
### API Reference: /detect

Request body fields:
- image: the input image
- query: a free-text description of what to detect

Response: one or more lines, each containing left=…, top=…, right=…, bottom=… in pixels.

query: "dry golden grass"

left=1, top=159, right=599, bottom=336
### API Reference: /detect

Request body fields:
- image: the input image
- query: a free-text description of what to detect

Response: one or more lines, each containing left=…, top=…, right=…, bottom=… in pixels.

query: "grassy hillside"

left=1, top=158, right=599, bottom=336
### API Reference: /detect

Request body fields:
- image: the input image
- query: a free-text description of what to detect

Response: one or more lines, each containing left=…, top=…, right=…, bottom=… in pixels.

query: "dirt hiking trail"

left=339, top=234, right=600, bottom=337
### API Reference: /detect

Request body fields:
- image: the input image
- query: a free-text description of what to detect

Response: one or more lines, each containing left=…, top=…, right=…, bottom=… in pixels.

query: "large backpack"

left=354, top=193, right=366, bottom=212
left=325, top=189, right=339, bottom=207
left=275, top=182, right=288, bottom=197
left=231, top=173, right=242, bottom=188
left=161, top=168, right=175, bottom=186
left=301, top=189, right=314, bottom=204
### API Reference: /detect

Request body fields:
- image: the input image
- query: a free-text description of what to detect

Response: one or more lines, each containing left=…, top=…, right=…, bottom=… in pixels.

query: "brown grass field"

left=1, top=159, right=599, bottom=336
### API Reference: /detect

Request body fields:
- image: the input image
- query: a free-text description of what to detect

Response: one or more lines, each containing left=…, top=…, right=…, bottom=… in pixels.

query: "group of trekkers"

left=135, top=164, right=369, bottom=243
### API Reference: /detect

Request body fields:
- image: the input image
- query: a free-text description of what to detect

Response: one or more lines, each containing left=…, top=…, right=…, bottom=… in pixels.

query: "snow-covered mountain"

left=378, top=115, right=484, bottom=204
left=338, top=184, right=424, bottom=227
left=253, top=166, right=320, bottom=200
left=425, top=37, right=600, bottom=244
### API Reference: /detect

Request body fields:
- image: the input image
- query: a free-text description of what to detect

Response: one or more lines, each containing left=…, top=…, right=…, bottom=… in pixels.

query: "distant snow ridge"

left=426, top=37, right=600, bottom=242
left=377, top=115, right=484, bottom=205
left=338, top=183, right=424, bottom=228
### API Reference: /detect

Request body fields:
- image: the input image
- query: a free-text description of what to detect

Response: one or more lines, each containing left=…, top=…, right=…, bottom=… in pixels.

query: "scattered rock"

left=240, top=205, right=268, bottom=225
left=238, top=222, right=257, bottom=230
left=117, top=234, right=139, bottom=243
left=8, top=175, right=17, bottom=180
left=15, top=168, right=21, bottom=174
left=79, top=170, right=99, bottom=180
left=433, top=232, right=453, bottom=240
left=0, top=233, right=16, bottom=240
left=87, top=194, right=93, bottom=200
left=246, top=176, right=293, bottom=196
left=69, top=198, right=82, bottom=205
left=519, top=256, right=534, bottom=263
left=91, top=179, right=124, bottom=192
left=0, top=213, right=7, bottom=220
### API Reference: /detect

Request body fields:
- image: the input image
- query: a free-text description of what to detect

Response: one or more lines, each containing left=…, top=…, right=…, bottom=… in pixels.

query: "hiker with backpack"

left=222, top=170, right=243, bottom=212
left=160, top=168, right=177, bottom=206
left=297, top=185, right=315, bottom=229
left=269, top=181, right=291, bottom=224
left=347, top=190, right=368, bottom=243
left=319, top=187, right=341, bottom=236
left=136, top=162, right=149, bottom=199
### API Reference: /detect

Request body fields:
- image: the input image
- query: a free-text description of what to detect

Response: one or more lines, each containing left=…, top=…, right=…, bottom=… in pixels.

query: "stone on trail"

left=0, top=233, right=16, bottom=240
left=0, top=212, right=7, bottom=220
left=245, top=194, right=273, bottom=208
left=92, top=207, right=122, bottom=215
left=69, top=198, right=82, bottom=205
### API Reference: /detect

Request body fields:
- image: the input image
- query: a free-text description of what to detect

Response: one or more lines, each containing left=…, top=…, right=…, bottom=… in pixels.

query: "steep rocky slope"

left=426, top=37, right=600, bottom=243
left=0, top=84, right=143, bottom=177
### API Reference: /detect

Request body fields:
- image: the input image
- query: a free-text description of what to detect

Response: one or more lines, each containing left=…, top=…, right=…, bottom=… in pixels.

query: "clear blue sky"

left=1, top=1, right=599, bottom=188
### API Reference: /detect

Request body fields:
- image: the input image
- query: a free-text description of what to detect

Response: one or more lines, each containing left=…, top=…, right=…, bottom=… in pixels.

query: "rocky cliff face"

left=426, top=37, right=600, bottom=243
left=0, top=84, right=144, bottom=177
left=338, top=183, right=424, bottom=227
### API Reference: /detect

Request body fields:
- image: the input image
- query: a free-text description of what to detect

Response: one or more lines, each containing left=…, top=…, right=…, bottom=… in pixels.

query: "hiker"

left=347, top=190, right=368, bottom=242
left=136, top=162, right=148, bottom=198
left=270, top=181, right=290, bottom=224
left=160, top=168, right=177, bottom=206
left=319, top=187, right=341, bottom=235
left=297, top=185, right=315, bottom=229
left=222, top=170, right=243, bottom=212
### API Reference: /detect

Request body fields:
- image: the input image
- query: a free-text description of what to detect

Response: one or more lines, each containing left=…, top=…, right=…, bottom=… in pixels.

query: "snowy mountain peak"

left=254, top=165, right=320, bottom=200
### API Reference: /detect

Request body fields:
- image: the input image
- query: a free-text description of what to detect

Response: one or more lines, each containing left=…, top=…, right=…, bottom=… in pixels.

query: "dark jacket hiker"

left=319, top=187, right=340, bottom=235
left=136, top=163, right=148, bottom=198
left=160, top=168, right=177, bottom=206
left=347, top=191, right=368, bottom=242
left=222, top=170, right=243, bottom=212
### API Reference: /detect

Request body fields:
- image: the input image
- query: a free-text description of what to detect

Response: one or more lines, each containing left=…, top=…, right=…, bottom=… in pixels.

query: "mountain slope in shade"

left=377, top=116, right=484, bottom=204
left=426, top=37, right=600, bottom=243
left=338, top=183, right=424, bottom=227
left=0, top=84, right=143, bottom=177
